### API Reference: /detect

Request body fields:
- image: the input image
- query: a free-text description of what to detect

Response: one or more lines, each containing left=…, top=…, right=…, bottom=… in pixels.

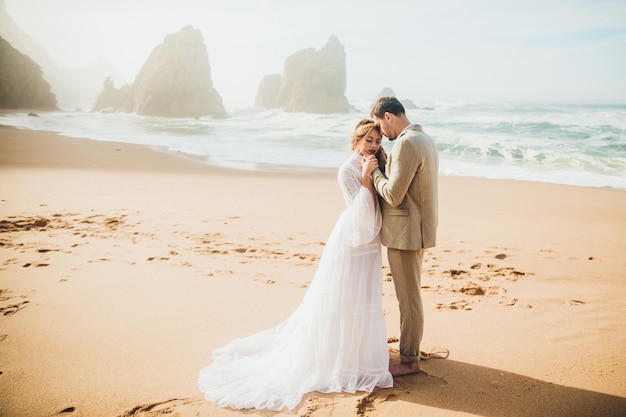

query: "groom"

left=366, top=96, right=439, bottom=376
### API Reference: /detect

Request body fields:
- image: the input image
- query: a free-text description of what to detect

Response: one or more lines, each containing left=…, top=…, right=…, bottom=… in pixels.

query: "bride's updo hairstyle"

left=351, top=118, right=380, bottom=151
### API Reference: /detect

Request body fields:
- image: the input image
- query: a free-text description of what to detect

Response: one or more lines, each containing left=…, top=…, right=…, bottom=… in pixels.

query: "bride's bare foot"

left=390, top=360, right=420, bottom=377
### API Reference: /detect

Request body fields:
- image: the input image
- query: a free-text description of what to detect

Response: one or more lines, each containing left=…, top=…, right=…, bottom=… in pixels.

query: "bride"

left=198, top=119, right=393, bottom=411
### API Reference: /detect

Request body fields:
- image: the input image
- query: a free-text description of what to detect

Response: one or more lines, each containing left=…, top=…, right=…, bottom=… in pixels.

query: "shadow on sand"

left=108, top=354, right=626, bottom=417
left=369, top=355, right=626, bottom=417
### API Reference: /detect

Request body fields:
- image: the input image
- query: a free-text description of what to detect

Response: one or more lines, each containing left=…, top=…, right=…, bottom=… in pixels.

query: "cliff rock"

left=92, top=77, right=131, bottom=113
left=0, top=0, right=123, bottom=110
left=0, top=36, right=57, bottom=110
left=93, top=26, right=226, bottom=118
left=255, top=36, right=351, bottom=113
left=254, top=73, right=281, bottom=109
left=374, top=87, right=418, bottom=109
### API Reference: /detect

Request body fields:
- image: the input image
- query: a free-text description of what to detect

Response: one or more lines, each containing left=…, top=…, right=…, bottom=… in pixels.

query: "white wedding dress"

left=198, top=153, right=393, bottom=410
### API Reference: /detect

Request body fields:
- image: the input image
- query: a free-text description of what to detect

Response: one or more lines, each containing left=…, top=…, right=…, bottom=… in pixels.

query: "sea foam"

left=2, top=101, right=624, bottom=189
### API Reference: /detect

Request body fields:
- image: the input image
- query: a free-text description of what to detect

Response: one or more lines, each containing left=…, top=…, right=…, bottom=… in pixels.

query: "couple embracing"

left=198, top=96, right=439, bottom=411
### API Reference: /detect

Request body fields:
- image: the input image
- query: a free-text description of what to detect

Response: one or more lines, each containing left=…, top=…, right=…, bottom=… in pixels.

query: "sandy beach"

left=1, top=124, right=625, bottom=417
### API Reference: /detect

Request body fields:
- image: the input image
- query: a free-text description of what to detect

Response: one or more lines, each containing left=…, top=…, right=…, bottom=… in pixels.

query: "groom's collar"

left=398, top=124, right=423, bottom=138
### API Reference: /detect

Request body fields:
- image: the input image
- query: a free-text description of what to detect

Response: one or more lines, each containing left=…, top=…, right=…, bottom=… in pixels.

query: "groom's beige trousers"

left=388, top=247, right=424, bottom=363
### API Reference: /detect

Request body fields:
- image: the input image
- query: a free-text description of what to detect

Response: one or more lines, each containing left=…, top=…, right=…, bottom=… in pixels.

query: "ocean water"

left=1, top=101, right=625, bottom=189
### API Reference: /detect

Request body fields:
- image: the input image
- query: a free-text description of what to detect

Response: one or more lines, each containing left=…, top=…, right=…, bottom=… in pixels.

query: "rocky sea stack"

left=93, top=26, right=226, bottom=118
left=255, top=36, right=351, bottom=114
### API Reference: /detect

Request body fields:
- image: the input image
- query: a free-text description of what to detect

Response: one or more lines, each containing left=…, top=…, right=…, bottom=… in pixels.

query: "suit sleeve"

left=372, top=138, right=418, bottom=207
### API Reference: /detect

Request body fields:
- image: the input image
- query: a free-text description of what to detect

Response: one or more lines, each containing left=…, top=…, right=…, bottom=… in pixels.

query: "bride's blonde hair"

left=351, top=119, right=380, bottom=150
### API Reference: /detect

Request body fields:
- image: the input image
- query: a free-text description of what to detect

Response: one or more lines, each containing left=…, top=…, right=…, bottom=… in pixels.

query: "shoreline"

left=1, top=125, right=625, bottom=417
left=2, top=123, right=624, bottom=191
left=2, top=105, right=625, bottom=190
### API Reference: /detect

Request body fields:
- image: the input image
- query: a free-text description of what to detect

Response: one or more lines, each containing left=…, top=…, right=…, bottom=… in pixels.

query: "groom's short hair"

left=371, top=96, right=406, bottom=118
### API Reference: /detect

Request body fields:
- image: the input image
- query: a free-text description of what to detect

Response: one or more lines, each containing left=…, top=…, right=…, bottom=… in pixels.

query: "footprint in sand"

left=116, top=399, right=204, bottom=417
left=37, top=248, right=59, bottom=253
left=355, top=392, right=398, bottom=416
left=491, top=267, right=526, bottom=280
left=87, top=258, right=110, bottom=263
left=565, top=299, right=587, bottom=306
left=0, top=300, right=30, bottom=316
left=22, top=262, right=49, bottom=268
left=436, top=300, right=470, bottom=310
left=0, top=254, right=6, bottom=263
left=0, top=216, right=50, bottom=232
left=293, top=253, right=318, bottom=261
left=459, top=282, right=485, bottom=296
left=448, top=269, right=469, bottom=279
left=498, top=296, right=518, bottom=306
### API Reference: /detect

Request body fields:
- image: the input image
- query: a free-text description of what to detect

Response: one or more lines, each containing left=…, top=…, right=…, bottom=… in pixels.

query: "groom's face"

left=373, top=113, right=396, bottom=141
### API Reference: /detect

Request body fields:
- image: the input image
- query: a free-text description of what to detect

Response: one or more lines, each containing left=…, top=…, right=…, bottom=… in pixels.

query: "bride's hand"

left=361, top=155, right=378, bottom=176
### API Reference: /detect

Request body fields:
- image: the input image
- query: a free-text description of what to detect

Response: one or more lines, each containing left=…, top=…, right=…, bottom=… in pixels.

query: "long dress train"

left=197, top=153, right=393, bottom=410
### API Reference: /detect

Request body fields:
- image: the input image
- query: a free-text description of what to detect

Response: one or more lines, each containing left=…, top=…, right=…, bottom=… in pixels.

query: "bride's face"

left=357, top=129, right=382, bottom=157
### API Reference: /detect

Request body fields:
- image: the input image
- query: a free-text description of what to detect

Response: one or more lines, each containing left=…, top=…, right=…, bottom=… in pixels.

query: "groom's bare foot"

left=390, top=361, right=420, bottom=377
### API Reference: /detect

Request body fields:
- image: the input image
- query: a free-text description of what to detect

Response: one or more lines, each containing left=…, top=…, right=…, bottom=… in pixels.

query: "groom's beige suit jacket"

left=372, top=124, right=439, bottom=250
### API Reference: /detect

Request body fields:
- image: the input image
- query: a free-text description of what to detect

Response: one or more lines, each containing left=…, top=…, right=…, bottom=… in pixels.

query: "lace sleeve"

left=337, top=157, right=382, bottom=246
left=338, top=161, right=362, bottom=206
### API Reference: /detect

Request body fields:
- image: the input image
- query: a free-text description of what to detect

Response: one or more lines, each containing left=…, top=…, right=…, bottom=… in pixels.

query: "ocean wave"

left=1, top=102, right=624, bottom=189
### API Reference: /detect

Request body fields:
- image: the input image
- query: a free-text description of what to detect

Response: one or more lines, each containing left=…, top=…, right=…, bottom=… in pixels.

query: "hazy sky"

left=5, top=0, right=626, bottom=106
